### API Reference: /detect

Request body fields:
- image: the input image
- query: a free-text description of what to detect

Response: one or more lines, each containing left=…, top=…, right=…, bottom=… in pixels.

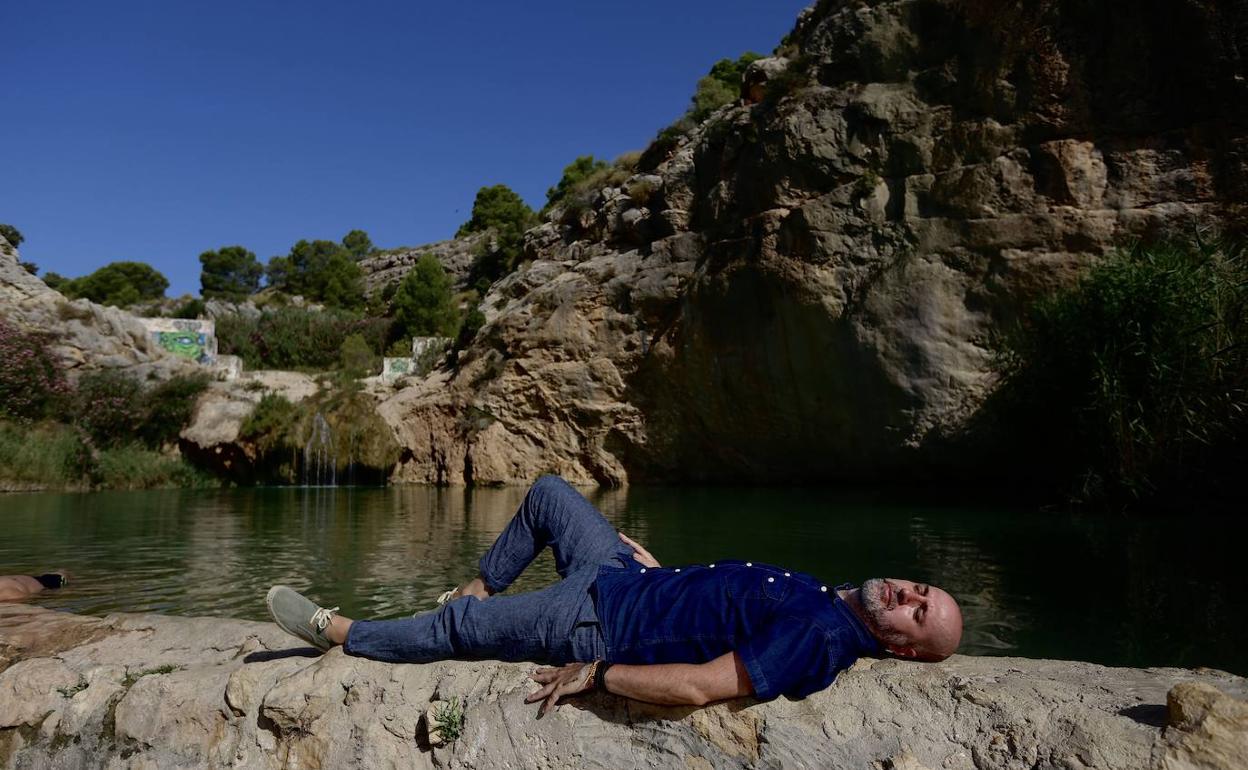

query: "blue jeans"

left=344, top=476, right=633, bottom=665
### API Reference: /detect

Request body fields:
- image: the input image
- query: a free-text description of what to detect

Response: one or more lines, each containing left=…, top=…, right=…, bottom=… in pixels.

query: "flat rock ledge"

left=1, top=605, right=1244, bottom=770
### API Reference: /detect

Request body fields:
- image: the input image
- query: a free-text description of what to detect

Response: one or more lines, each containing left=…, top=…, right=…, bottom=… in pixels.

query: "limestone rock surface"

left=1, top=604, right=1245, bottom=769
left=358, top=233, right=489, bottom=295
left=0, top=236, right=196, bottom=382
left=380, top=0, right=1248, bottom=485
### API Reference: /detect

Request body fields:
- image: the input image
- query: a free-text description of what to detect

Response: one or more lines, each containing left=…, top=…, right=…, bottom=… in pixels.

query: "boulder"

left=0, top=604, right=1244, bottom=769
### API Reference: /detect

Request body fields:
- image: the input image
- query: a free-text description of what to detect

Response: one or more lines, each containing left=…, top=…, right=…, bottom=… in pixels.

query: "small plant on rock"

left=429, top=697, right=465, bottom=743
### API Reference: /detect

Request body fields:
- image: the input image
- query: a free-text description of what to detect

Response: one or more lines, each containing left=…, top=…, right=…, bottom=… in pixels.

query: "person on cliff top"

left=266, top=476, right=962, bottom=713
left=0, top=572, right=69, bottom=603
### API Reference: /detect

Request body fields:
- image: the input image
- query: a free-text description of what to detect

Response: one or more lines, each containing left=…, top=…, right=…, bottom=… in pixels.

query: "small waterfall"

left=303, top=412, right=337, bottom=486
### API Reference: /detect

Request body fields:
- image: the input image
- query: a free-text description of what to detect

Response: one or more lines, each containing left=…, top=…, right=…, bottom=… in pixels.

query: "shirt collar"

left=831, top=582, right=882, bottom=654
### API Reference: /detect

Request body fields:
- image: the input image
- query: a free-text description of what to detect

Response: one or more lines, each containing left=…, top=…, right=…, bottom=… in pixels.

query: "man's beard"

left=859, top=578, right=908, bottom=647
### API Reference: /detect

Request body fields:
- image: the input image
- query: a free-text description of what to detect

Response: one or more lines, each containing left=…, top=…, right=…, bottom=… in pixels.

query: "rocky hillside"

left=0, top=235, right=194, bottom=382
left=358, top=232, right=488, bottom=295
left=1, top=604, right=1244, bottom=769
left=381, top=0, right=1248, bottom=485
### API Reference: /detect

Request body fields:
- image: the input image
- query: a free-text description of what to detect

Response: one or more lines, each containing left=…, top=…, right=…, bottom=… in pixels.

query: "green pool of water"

left=0, top=485, right=1241, bottom=674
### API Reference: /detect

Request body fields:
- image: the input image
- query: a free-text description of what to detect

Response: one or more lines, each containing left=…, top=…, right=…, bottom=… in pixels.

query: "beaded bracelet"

left=582, top=660, right=600, bottom=691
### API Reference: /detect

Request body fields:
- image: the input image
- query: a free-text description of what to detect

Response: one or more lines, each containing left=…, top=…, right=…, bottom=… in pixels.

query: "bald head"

left=850, top=578, right=962, bottom=661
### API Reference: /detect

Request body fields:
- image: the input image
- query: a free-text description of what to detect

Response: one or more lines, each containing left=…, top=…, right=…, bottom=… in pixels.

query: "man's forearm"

left=601, top=652, right=753, bottom=706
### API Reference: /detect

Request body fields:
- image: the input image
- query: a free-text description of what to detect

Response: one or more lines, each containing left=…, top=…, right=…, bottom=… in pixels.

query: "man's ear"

left=885, top=644, right=918, bottom=659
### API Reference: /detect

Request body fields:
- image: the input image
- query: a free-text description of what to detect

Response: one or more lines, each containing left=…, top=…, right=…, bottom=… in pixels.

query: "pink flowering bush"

left=73, top=369, right=148, bottom=448
left=73, top=369, right=209, bottom=449
left=0, top=317, right=70, bottom=421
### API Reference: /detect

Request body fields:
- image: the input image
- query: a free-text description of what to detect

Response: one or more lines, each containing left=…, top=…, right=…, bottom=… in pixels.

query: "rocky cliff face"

left=382, top=0, right=1248, bottom=485
left=0, top=235, right=196, bottom=382
left=358, top=233, right=488, bottom=295
left=1, top=604, right=1245, bottom=769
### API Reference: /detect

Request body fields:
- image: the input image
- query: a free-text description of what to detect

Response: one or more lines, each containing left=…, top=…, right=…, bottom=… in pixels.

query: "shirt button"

left=784, top=572, right=791, bottom=577
left=746, top=562, right=753, bottom=567
left=820, top=586, right=827, bottom=592
left=674, top=568, right=681, bottom=573
left=709, top=564, right=715, bottom=568
left=640, top=568, right=647, bottom=574
left=767, top=577, right=774, bottom=583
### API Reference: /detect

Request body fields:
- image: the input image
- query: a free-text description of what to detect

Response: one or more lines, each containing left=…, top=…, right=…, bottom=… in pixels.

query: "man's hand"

left=619, top=532, right=660, bottom=568
left=526, top=662, right=594, bottom=716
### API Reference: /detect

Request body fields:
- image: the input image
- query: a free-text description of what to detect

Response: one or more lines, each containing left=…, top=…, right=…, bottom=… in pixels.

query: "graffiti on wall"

left=143, top=318, right=217, bottom=365
left=156, top=330, right=208, bottom=360
left=380, top=337, right=452, bottom=383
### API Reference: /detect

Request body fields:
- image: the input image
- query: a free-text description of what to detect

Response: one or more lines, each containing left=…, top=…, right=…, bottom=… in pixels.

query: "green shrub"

left=0, top=420, right=213, bottom=490
left=94, top=445, right=216, bottom=489
left=339, top=333, right=378, bottom=378
left=74, top=370, right=149, bottom=448
left=268, top=238, right=366, bottom=309
left=264, top=256, right=291, bottom=290
left=454, top=307, right=486, bottom=352
left=996, top=237, right=1248, bottom=504
left=0, top=223, right=23, bottom=249
left=0, top=421, right=91, bottom=486
left=239, top=393, right=298, bottom=454
left=342, top=230, right=375, bottom=259
left=624, top=176, right=661, bottom=206
left=544, top=156, right=610, bottom=214
left=319, top=252, right=366, bottom=310
left=58, top=261, right=169, bottom=307
left=393, top=254, right=459, bottom=338
left=139, top=373, right=211, bottom=447
left=43, top=271, right=69, bottom=292
left=199, top=246, right=263, bottom=301
left=552, top=154, right=640, bottom=223
left=171, top=297, right=207, bottom=319
left=639, top=52, right=761, bottom=170
left=218, top=308, right=391, bottom=371
left=0, top=318, right=71, bottom=421
left=72, top=370, right=209, bottom=450
left=215, top=312, right=260, bottom=366
left=458, top=185, right=538, bottom=288
left=238, top=384, right=399, bottom=485
left=690, top=53, right=762, bottom=121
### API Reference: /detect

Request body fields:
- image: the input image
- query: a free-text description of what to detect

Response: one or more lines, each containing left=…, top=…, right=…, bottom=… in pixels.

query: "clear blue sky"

left=1, top=1, right=809, bottom=297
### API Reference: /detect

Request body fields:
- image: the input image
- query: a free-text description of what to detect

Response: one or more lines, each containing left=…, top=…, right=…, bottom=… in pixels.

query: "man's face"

left=857, top=578, right=962, bottom=660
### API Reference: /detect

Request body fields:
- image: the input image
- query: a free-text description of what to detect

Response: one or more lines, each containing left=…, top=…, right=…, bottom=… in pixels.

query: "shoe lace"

left=310, top=606, right=339, bottom=632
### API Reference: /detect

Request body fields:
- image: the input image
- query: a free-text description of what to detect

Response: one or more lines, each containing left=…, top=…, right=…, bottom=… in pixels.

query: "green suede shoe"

left=266, top=585, right=338, bottom=651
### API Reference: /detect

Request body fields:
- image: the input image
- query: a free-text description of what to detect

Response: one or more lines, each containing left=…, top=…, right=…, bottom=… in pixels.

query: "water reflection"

left=0, top=486, right=1242, bottom=674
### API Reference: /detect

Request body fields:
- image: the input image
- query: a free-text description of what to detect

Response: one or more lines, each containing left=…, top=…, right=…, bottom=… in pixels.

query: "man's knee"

left=530, top=474, right=570, bottom=495
left=526, top=474, right=575, bottom=511
left=524, top=475, right=592, bottom=528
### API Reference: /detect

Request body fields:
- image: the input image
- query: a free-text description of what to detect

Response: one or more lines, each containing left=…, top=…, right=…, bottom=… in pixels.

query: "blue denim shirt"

left=593, top=559, right=880, bottom=700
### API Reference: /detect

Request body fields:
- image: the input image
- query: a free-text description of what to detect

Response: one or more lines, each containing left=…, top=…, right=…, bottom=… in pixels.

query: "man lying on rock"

left=266, top=475, right=962, bottom=714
